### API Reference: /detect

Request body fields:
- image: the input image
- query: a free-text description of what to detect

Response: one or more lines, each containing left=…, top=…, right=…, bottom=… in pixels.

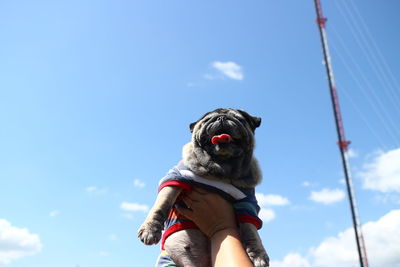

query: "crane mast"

left=312, top=0, right=369, bottom=266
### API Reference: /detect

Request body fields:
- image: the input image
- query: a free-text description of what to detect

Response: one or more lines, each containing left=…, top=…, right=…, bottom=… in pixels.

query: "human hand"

left=175, top=187, right=238, bottom=238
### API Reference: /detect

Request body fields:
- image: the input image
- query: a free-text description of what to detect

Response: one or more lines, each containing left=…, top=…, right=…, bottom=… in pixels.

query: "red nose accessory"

left=211, top=134, right=233, bottom=144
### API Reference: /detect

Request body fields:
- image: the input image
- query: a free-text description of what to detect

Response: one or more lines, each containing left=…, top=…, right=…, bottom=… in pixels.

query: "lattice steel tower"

left=312, top=0, right=369, bottom=266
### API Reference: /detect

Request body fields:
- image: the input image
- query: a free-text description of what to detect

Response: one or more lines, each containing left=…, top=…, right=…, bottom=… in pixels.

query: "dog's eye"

left=234, top=116, right=247, bottom=124
left=202, top=117, right=211, bottom=123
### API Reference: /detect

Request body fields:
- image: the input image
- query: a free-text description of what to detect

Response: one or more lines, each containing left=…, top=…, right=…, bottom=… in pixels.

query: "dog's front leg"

left=138, top=186, right=182, bottom=245
left=240, top=222, right=269, bottom=267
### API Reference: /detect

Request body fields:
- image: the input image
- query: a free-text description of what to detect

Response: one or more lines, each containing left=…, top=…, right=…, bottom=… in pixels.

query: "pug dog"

left=138, top=108, right=269, bottom=267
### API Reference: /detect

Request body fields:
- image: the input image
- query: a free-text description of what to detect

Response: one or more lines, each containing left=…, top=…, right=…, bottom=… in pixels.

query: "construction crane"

left=312, top=0, right=369, bottom=266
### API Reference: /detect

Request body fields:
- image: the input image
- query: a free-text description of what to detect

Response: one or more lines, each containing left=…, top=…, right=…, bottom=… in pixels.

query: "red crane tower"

left=312, top=0, right=369, bottom=266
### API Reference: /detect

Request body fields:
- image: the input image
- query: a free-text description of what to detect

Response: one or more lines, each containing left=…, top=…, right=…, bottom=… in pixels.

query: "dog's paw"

left=137, top=221, right=163, bottom=245
left=245, top=246, right=270, bottom=267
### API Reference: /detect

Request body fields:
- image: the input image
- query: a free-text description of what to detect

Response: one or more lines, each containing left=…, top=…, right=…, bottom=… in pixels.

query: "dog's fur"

left=138, top=108, right=269, bottom=267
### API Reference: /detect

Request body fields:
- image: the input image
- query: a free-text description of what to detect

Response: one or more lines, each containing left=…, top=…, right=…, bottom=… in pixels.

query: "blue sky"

left=1, top=0, right=400, bottom=266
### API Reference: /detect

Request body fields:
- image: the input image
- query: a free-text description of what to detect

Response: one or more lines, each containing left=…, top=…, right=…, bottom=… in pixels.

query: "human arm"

left=175, top=187, right=253, bottom=267
left=210, top=227, right=253, bottom=267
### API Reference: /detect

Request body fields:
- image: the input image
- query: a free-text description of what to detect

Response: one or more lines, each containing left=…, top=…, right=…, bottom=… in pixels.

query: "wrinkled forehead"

left=200, top=108, right=243, bottom=121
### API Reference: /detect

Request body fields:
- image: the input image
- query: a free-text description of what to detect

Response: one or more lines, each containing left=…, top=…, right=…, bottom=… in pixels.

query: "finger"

left=186, top=189, right=209, bottom=201
left=175, top=205, right=194, bottom=219
left=182, top=196, right=194, bottom=208
left=192, top=186, right=208, bottom=195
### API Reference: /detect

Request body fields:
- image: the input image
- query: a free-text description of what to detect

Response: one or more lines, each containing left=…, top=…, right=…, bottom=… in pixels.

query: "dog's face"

left=189, top=108, right=261, bottom=160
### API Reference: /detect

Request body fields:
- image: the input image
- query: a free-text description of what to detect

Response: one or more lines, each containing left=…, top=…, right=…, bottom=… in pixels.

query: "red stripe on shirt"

left=161, top=221, right=199, bottom=250
left=158, top=180, right=192, bottom=193
left=237, top=215, right=262, bottom=229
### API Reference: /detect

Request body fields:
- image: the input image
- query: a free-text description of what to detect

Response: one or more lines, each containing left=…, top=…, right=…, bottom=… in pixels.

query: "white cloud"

left=49, top=210, right=60, bottom=217
left=85, top=186, right=107, bottom=194
left=347, top=148, right=359, bottom=158
left=211, top=61, right=244, bottom=80
left=120, top=202, right=149, bottom=213
left=86, top=186, right=97, bottom=192
left=309, top=188, right=345, bottom=204
left=256, top=193, right=290, bottom=223
left=99, top=251, right=109, bottom=257
left=310, top=228, right=359, bottom=266
left=133, top=179, right=145, bottom=188
left=271, top=253, right=311, bottom=267
left=359, top=148, right=400, bottom=193
left=256, top=193, right=290, bottom=206
left=360, top=210, right=400, bottom=266
left=375, top=193, right=400, bottom=205
left=310, top=209, right=400, bottom=267
left=258, top=208, right=276, bottom=223
left=108, top=234, right=117, bottom=241
left=273, top=210, right=400, bottom=267
left=0, top=219, right=42, bottom=266
left=302, top=181, right=320, bottom=187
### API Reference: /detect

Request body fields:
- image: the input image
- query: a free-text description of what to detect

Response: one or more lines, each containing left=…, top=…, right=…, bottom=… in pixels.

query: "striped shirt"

left=158, top=161, right=262, bottom=249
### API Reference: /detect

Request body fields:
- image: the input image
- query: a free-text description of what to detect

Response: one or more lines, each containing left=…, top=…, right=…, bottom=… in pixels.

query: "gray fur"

left=182, top=142, right=262, bottom=188
left=165, top=229, right=210, bottom=267
left=184, top=108, right=262, bottom=188
left=138, top=186, right=182, bottom=245
left=240, top=222, right=270, bottom=266
left=138, top=108, right=269, bottom=267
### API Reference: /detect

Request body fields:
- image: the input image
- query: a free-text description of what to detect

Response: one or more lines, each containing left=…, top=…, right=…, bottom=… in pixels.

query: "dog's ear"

left=251, top=116, right=262, bottom=129
left=189, top=122, right=197, bottom=133
left=238, top=110, right=262, bottom=131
